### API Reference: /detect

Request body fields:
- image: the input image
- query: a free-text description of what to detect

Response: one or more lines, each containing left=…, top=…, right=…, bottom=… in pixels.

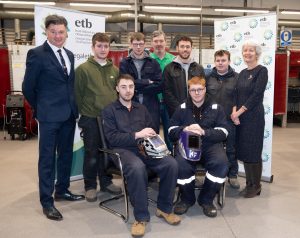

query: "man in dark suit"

left=22, top=15, right=84, bottom=221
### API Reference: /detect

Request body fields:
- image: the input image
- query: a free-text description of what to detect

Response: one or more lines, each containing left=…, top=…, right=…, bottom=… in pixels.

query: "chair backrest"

left=96, top=116, right=121, bottom=175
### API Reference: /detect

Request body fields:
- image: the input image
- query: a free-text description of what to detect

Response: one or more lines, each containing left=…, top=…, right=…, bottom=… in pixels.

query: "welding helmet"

left=138, top=135, right=170, bottom=159
left=178, top=131, right=202, bottom=161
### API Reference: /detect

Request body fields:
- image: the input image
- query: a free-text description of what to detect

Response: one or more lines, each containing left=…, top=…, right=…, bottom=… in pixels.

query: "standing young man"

left=22, top=15, right=84, bottom=221
left=119, top=32, right=162, bottom=133
left=206, top=50, right=240, bottom=189
left=75, top=33, right=121, bottom=202
left=102, top=74, right=180, bottom=237
left=163, top=35, right=206, bottom=117
left=150, top=30, right=175, bottom=150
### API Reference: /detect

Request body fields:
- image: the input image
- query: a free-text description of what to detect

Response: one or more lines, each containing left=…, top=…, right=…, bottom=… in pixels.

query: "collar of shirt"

left=47, top=40, right=71, bottom=74
left=151, top=52, right=174, bottom=61
left=115, top=100, right=139, bottom=110
left=47, top=40, right=63, bottom=54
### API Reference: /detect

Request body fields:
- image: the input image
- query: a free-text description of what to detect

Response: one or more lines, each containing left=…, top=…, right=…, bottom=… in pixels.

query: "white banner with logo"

left=214, top=12, right=276, bottom=182
left=34, top=5, right=105, bottom=179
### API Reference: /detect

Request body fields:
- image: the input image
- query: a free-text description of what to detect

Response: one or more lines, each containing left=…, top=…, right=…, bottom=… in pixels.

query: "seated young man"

left=169, top=76, right=229, bottom=218
left=102, top=74, right=180, bottom=237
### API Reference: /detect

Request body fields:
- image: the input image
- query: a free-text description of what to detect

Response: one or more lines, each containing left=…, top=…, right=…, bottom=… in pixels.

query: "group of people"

left=22, top=14, right=268, bottom=238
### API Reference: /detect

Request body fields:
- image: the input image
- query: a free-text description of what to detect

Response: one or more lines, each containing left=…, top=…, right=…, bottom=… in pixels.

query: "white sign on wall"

left=280, top=29, right=292, bottom=47
left=214, top=13, right=277, bottom=182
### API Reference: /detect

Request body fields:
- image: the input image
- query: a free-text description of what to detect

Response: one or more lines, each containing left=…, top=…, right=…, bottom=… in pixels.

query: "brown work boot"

left=156, top=209, right=181, bottom=225
left=85, top=189, right=97, bottom=202
left=131, top=221, right=146, bottom=237
left=228, top=177, right=240, bottom=189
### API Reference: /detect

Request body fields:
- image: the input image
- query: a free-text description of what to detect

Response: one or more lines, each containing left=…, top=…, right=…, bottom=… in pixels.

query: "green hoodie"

left=75, top=56, right=119, bottom=117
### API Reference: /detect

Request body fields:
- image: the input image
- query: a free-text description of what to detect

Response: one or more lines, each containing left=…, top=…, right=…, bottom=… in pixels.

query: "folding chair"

left=97, top=116, right=129, bottom=222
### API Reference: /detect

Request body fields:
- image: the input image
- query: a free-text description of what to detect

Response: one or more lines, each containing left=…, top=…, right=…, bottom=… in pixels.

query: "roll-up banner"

left=34, top=5, right=105, bottom=179
left=214, top=13, right=277, bottom=182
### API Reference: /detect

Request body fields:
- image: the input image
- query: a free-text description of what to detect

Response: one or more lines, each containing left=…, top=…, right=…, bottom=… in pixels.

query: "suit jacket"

left=22, top=41, right=78, bottom=122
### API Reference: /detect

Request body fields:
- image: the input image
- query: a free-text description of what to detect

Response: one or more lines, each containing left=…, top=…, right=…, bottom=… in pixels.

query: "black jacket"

left=23, top=41, right=78, bottom=121
left=119, top=55, right=162, bottom=96
left=168, top=97, right=229, bottom=147
left=163, top=61, right=205, bottom=117
left=102, top=100, right=154, bottom=152
left=206, top=66, right=238, bottom=119
left=119, top=55, right=162, bottom=132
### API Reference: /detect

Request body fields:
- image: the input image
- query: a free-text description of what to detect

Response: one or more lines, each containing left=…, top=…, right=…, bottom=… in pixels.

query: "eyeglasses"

left=132, top=43, right=145, bottom=47
left=189, top=88, right=205, bottom=94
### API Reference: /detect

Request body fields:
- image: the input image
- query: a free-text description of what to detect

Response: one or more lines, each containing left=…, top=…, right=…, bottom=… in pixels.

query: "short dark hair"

left=116, top=74, right=135, bottom=85
left=214, top=49, right=231, bottom=61
left=92, top=33, right=110, bottom=47
left=45, top=15, right=68, bottom=29
left=176, top=35, right=193, bottom=47
left=152, top=30, right=166, bottom=40
left=130, top=32, right=145, bottom=43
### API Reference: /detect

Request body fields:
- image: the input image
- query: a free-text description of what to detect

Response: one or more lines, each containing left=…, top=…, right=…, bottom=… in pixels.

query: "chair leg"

left=217, top=182, right=226, bottom=208
left=99, top=193, right=128, bottom=222
left=99, top=154, right=129, bottom=223
left=173, top=186, right=180, bottom=205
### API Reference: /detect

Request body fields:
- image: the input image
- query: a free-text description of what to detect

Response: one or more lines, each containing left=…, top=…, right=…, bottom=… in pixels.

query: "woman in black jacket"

left=231, top=41, right=268, bottom=198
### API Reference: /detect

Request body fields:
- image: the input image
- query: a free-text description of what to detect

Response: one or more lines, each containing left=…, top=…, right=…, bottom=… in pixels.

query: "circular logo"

left=263, top=55, right=272, bottom=66
left=233, top=56, right=242, bottom=66
left=264, top=104, right=271, bottom=115
left=266, top=81, right=272, bottom=90
left=262, top=152, right=270, bottom=162
left=264, top=129, right=270, bottom=139
left=234, top=32, right=242, bottom=42
left=264, top=29, right=273, bottom=40
left=249, top=19, right=258, bottom=29
left=221, top=22, right=229, bottom=31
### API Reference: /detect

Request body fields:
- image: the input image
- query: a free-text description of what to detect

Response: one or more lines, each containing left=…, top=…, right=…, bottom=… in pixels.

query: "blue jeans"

left=78, top=116, right=112, bottom=191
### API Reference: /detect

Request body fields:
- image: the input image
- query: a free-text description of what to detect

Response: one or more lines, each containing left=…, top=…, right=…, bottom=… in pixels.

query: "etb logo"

left=220, top=22, right=229, bottom=31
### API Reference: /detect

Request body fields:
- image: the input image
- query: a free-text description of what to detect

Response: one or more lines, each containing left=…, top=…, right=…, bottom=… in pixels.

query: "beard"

left=120, top=94, right=133, bottom=102
left=179, top=51, right=190, bottom=60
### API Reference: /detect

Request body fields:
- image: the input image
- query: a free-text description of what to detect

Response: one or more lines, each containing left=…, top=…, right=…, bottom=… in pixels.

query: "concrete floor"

left=0, top=124, right=300, bottom=238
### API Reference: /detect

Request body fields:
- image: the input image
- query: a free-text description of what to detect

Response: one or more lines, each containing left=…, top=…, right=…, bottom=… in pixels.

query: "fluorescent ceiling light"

left=215, top=8, right=269, bottom=13
left=0, top=0, right=55, bottom=5
left=281, top=10, right=300, bottom=15
left=70, top=3, right=131, bottom=8
left=3, top=10, right=34, bottom=15
left=152, top=15, right=199, bottom=20
left=145, top=6, right=201, bottom=11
